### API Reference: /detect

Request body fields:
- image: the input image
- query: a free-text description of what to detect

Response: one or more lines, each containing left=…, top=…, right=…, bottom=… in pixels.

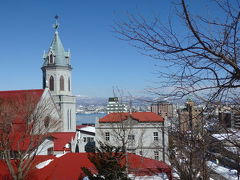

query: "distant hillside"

left=75, top=95, right=155, bottom=106
left=76, top=95, right=107, bottom=106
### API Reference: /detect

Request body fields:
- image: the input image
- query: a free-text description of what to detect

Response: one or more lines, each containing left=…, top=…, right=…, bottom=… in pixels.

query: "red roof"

left=126, top=153, right=171, bottom=177
left=0, top=89, right=44, bottom=132
left=99, top=112, right=164, bottom=123
left=0, top=153, right=172, bottom=180
left=50, top=132, right=76, bottom=151
left=76, top=125, right=88, bottom=129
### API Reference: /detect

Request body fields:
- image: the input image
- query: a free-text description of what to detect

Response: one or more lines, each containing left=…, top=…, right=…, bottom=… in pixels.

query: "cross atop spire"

left=53, top=15, right=60, bottom=31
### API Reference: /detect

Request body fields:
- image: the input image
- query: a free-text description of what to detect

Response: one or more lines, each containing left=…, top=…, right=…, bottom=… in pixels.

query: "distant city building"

left=178, top=99, right=203, bottom=132
left=106, top=97, right=128, bottom=114
left=216, top=105, right=240, bottom=129
left=151, top=101, right=174, bottom=118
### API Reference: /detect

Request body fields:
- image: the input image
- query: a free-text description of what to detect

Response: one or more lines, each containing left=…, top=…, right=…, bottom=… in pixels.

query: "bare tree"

left=115, top=0, right=240, bottom=103
left=115, top=0, right=240, bottom=179
left=0, top=90, right=61, bottom=180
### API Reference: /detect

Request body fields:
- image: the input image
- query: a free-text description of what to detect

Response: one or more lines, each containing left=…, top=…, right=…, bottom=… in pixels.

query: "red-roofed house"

left=0, top=89, right=62, bottom=157
left=96, top=112, right=169, bottom=163
left=0, top=153, right=172, bottom=180
left=0, top=89, right=62, bottom=133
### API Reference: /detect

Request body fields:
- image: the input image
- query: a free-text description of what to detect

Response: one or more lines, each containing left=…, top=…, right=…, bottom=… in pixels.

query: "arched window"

left=49, top=76, right=54, bottom=91
left=60, top=76, right=64, bottom=91
left=68, top=78, right=71, bottom=91
left=44, top=116, right=50, bottom=128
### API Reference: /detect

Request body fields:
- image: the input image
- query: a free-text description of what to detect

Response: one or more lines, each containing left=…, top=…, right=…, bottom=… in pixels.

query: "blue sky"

left=0, top=0, right=220, bottom=97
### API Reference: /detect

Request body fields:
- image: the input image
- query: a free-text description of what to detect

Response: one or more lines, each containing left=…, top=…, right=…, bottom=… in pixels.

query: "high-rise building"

left=106, top=97, right=128, bottom=114
left=178, top=99, right=203, bottom=132
left=41, top=19, right=76, bottom=132
left=151, top=101, right=174, bottom=118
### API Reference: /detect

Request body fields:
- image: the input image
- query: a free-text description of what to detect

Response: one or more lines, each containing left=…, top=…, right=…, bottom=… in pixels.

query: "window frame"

left=154, top=151, right=159, bottom=160
left=153, top=132, right=159, bottom=141
left=105, top=132, right=110, bottom=141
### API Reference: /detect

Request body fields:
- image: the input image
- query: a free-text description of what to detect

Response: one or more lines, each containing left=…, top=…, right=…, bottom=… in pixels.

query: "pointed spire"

left=42, top=16, right=71, bottom=67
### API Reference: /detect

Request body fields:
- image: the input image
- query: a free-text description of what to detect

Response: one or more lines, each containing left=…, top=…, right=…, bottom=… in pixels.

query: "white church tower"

left=42, top=17, right=76, bottom=132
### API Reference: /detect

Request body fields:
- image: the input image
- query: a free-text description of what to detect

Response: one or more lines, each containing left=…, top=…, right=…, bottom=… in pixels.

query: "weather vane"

left=53, top=15, right=59, bottom=31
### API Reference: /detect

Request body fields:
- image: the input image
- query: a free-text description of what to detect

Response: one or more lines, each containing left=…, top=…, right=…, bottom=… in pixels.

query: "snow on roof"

left=0, top=153, right=171, bottom=179
left=55, top=154, right=65, bottom=158
left=79, top=126, right=95, bottom=133
left=212, top=132, right=240, bottom=141
left=36, top=159, right=54, bottom=169
left=207, top=161, right=238, bottom=179
left=212, top=134, right=228, bottom=141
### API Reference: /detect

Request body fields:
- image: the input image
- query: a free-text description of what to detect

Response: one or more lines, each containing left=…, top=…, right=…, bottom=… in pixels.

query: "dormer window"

left=66, top=56, right=70, bottom=64
left=49, top=53, right=54, bottom=64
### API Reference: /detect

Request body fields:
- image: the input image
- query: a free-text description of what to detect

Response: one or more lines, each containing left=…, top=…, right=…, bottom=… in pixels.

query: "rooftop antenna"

left=53, top=15, right=60, bottom=32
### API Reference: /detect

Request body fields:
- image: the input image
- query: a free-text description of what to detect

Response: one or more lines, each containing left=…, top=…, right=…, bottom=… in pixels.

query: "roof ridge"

left=0, top=89, right=44, bottom=93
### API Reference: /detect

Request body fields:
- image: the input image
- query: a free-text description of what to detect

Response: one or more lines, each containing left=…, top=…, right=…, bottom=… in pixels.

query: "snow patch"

left=55, top=153, right=65, bottom=158
left=80, top=126, right=95, bottom=133
left=36, top=159, right=53, bottom=169
left=128, top=173, right=169, bottom=180
left=207, top=161, right=238, bottom=180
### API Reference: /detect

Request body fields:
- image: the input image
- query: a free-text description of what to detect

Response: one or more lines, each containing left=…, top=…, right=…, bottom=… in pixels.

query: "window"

left=47, top=147, right=54, bottom=155
left=105, top=132, right=110, bottom=141
left=60, top=76, right=64, bottom=91
left=154, top=151, right=159, bottom=160
left=49, top=54, right=54, bottom=64
left=87, top=137, right=94, bottom=142
left=153, top=132, right=159, bottom=141
left=49, top=76, right=54, bottom=91
left=68, top=78, right=71, bottom=91
left=128, top=135, right=135, bottom=141
left=44, top=116, right=50, bottom=128
left=83, top=137, right=87, bottom=142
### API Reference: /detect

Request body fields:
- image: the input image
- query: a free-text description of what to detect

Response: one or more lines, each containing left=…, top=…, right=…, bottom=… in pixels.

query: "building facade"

left=95, top=112, right=169, bottom=163
left=76, top=125, right=95, bottom=152
left=41, top=24, right=76, bottom=132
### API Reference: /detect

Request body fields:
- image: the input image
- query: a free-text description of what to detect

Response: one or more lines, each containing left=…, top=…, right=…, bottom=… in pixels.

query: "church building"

left=41, top=19, right=76, bottom=132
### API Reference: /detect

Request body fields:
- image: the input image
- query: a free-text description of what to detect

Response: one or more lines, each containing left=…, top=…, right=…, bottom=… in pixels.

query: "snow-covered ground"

left=207, top=161, right=239, bottom=180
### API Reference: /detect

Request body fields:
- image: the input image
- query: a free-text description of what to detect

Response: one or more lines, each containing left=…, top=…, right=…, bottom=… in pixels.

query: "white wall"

left=96, top=118, right=169, bottom=163
left=36, top=139, right=54, bottom=155
left=77, top=131, right=95, bottom=152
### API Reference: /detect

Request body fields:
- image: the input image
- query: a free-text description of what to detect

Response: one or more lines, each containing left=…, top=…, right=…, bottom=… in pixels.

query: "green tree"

left=81, top=142, right=131, bottom=180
